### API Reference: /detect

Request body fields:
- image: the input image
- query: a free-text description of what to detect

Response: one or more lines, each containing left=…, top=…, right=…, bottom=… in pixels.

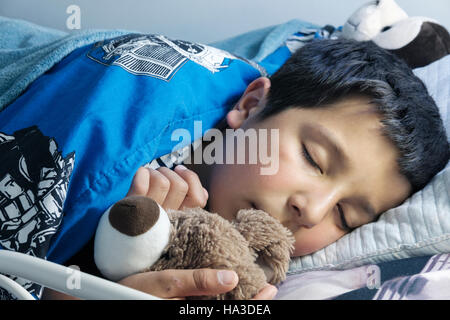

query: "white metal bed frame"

left=0, top=250, right=161, bottom=300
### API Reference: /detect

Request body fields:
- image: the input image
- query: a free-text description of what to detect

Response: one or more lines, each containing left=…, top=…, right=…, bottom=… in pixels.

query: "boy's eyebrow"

left=346, top=200, right=377, bottom=229
left=306, top=123, right=350, bottom=170
left=356, top=199, right=377, bottom=222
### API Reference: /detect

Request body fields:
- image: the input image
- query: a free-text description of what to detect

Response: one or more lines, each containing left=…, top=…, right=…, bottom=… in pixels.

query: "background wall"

left=1, top=0, right=449, bottom=43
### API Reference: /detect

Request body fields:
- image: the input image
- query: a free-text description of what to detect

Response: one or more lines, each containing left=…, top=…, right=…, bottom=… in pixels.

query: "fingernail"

left=176, top=164, right=187, bottom=170
left=268, top=286, right=278, bottom=299
left=217, top=270, right=236, bottom=285
left=203, top=188, right=208, bottom=199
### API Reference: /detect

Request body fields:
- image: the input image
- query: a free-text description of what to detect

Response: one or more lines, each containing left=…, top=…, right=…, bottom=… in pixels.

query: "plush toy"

left=94, top=195, right=294, bottom=300
left=340, top=0, right=450, bottom=68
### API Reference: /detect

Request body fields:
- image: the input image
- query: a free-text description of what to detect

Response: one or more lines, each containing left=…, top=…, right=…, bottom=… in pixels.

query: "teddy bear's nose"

left=108, top=195, right=161, bottom=236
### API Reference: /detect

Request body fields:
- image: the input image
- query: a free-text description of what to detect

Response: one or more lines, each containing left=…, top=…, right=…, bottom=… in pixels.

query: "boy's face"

left=207, top=78, right=412, bottom=257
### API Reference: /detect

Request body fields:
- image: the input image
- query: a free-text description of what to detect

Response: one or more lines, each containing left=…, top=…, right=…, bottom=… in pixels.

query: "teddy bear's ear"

left=232, top=209, right=295, bottom=284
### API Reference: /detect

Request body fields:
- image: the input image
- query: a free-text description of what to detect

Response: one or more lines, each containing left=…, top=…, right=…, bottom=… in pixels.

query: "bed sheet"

left=276, top=253, right=450, bottom=300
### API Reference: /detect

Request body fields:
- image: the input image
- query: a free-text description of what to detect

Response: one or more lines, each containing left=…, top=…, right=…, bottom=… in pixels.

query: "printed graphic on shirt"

left=87, top=33, right=240, bottom=81
left=145, top=138, right=201, bottom=170
left=284, top=26, right=341, bottom=53
left=0, top=287, right=16, bottom=300
left=0, top=126, right=75, bottom=297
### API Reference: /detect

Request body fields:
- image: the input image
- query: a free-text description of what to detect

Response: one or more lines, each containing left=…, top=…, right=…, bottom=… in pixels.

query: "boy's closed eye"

left=301, top=144, right=323, bottom=174
left=337, top=204, right=354, bottom=232
left=302, top=143, right=354, bottom=232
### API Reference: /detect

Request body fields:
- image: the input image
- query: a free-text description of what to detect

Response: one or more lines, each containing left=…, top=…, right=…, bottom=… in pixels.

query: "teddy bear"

left=93, top=195, right=295, bottom=300
left=340, top=0, right=450, bottom=69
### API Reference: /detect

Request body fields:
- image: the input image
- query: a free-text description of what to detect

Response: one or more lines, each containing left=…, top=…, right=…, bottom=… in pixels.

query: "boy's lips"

left=251, top=201, right=277, bottom=219
left=249, top=201, right=268, bottom=215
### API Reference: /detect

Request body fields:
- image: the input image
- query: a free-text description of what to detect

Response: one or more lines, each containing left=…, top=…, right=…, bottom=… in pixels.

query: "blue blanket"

left=0, top=16, right=134, bottom=112
left=0, top=16, right=320, bottom=112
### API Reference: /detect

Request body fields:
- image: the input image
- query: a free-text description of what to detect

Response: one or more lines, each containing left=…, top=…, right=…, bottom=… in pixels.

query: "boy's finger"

left=156, top=167, right=189, bottom=211
left=250, top=284, right=278, bottom=300
left=145, top=168, right=170, bottom=206
left=121, top=269, right=238, bottom=299
left=174, top=165, right=208, bottom=208
left=171, top=269, right=238, bottom=298
left=126, top=167, right=150, bottom=197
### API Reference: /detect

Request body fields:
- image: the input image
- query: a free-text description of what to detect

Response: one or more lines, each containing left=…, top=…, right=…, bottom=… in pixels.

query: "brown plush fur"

left=143, top=205, right=295, bottom=300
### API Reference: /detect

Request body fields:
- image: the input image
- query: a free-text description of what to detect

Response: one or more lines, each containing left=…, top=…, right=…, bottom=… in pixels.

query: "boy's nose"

left=288, top=187, right=340, bottom=228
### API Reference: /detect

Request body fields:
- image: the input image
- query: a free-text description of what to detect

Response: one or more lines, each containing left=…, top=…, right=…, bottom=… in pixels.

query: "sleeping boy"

left=43, top=39, right=449, bottom=300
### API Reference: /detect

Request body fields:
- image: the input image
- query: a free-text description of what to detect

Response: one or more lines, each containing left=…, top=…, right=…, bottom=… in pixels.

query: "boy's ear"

left=226, top=77, right=271, bottom=129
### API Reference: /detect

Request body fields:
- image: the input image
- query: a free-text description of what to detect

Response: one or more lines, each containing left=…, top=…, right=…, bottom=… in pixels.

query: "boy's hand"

left=118, top=269, right=278, bottom=300
left=126, top=165, right=208, bottom=211
left=121, top=168, right=279, bottom=300
left=42, top=269, right=277, bottom=300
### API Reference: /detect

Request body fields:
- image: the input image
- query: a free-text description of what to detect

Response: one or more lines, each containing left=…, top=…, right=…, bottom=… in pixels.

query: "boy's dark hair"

left=257, top=39, right=449, bottom=193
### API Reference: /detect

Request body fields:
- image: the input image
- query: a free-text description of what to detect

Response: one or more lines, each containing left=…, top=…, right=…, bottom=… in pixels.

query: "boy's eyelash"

left=337, top=204, right=353, bottom=232
left=302, top=144, right=323, bottom=174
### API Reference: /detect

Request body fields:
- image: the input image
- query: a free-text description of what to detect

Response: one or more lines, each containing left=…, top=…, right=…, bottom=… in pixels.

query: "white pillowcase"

left=288, top=54, right=450, bottom=274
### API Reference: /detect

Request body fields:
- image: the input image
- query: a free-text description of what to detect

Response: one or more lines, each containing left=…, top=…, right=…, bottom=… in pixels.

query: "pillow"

left=288, top=54, right=450, bottom=274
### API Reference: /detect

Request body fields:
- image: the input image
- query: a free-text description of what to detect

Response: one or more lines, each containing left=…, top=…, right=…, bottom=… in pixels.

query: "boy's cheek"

left=291, top=223, right=345, bottom=257
left=252, top=158, right=296, bottom=191
left=291, top=233, right=324, bottom=257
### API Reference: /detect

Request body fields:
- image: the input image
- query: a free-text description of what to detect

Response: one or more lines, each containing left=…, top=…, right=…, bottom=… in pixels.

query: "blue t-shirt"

left=0, top=33, right=265, bottom=298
